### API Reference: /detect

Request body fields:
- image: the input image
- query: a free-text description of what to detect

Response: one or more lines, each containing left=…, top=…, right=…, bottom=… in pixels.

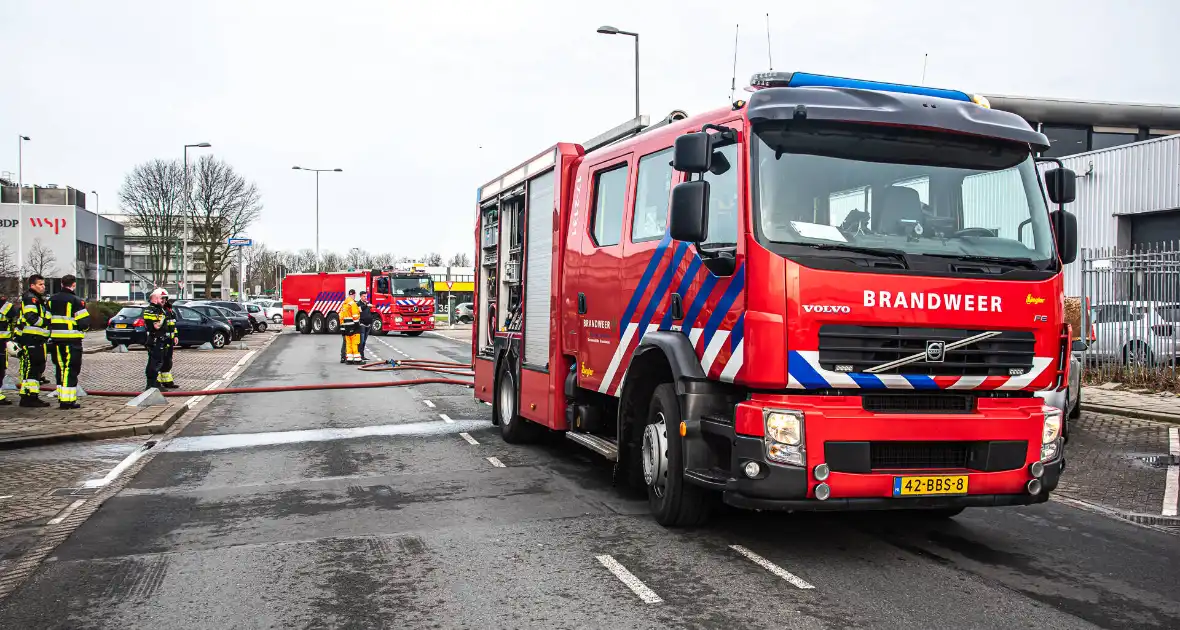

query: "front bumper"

left=704, top=394, right=1063, bottom=512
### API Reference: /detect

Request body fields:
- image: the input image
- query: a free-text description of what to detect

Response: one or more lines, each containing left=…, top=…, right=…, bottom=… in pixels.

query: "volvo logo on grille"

left=925, top=340, right=946, bottom=363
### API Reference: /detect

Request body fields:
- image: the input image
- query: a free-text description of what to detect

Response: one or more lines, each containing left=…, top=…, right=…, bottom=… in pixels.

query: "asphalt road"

left=2, top=331, right=1178, bottom=629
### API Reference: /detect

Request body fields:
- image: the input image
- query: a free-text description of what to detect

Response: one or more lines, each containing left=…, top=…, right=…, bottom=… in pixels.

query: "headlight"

left=1042, top=406, right=1062, bottom=444
left=766, top=411, right=803, bottom=445
left=395, top=316, right=403, bottom=323
left=971, top=94, right=991, bottom=108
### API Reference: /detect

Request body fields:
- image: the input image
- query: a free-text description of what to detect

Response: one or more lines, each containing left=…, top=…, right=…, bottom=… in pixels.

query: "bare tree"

left=26, top=239, right=58, bottom=277
left=423, top=252, right=443, bottom=266
left=293, top=249, right=318, bottom=272
left=448, top=252, right=471, bottom=267
left=0, top=243, right=19, bottom=296
left=119, top=159, right=186, bottom=285
left=345, top=248, right=372, bottom=269
left=189, top=155, right=263, bottom=298
left=371, top=252, right=395, bottom=268
left=320, top=251, right=344, bottom=272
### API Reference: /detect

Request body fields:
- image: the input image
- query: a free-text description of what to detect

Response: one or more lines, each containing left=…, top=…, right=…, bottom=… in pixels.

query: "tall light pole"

left=183, top=142, right=212, bottom=298
left=17, top=135, right=30, bottom=288
left=292, top=166, right=343, bottom=272
left=91, top=190, right=100, bottom=299
left=596, top=26, right=640, bottom=119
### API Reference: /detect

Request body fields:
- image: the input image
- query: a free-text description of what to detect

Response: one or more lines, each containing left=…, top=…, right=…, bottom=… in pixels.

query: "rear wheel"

left=310, top=313, right=325, bottom=334
left=496, top=360, right=541, bottom=444
left=458, top=315, right=472, bottom=325
left=272, top=314, right=283, bottom=324
left=211, top=331, right=228, bottom=348
left=326, top=313, right=340, bottom=335
left=1123, top=341, right=1154, bottom=366
left=370, top=319, right=383, bottom=335
left=255, top=321, right=268, bottom=333
left=644, top=384, right=710, bottom=527
left=296, top=313, right=310, bottom=334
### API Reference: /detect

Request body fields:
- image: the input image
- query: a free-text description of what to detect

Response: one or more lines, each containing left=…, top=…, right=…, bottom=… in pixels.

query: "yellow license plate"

left=115, top=324, right=128, bottom=329
left=893, top=475, right=968, bottom=497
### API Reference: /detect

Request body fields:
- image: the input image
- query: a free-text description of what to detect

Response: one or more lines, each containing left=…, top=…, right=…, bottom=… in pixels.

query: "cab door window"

left=631, top=148, right=674, bottom=242
left=702, top=143, right=739, bottom=249
left=591, top=164, right=630, bottom=247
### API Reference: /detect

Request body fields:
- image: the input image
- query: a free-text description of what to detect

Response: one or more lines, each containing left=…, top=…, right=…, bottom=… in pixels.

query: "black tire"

left=326, top=313, right=340, bottom=335
left=211, top=331, right=228, bottom=348
left=296, top=313, right=310, bottom=334
left=310, top=313, right=325, bottom=334
left=255, top=322, right=268, bottom=333
left=370, top=319, right=383, bottom=335
left=1122, top=342, right=1154, bottom=366
left=458, top=315, right=472, bottom=325
left=495, top=360, right=541, bottom=444
left=404, top=331, right=424, bottom=337
left=644, top=383, right=710, bottom=527
left=272, top=314, right=283, bottom=324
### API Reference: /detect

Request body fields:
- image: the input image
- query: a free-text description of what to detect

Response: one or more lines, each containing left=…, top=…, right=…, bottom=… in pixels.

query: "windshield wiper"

left=921, top=253, right=1041, bottom=269
left=805, top=243, right=910, bottom=268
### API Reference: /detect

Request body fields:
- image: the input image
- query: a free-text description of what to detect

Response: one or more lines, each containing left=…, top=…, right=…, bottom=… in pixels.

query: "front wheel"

left=370, top=319, right=383, bottom=335
left=255, top=322, right=268, bottom=333
left=272, top=314, right=283, bottom=324
left=644, top=383, right=711, bottom=527
left=296, top=313, right=310, bottom=334
left=326, top=313, right=340, bottom=335
left=211, top=331, right=228, bottom=348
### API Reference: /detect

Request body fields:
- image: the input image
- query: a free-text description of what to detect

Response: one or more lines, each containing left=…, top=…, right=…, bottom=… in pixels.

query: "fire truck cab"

left=474, top=71, right=1080, bottom=526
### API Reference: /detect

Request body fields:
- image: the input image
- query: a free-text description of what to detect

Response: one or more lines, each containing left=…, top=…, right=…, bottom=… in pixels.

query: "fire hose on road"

left=82, top=359, right=474, bottom=398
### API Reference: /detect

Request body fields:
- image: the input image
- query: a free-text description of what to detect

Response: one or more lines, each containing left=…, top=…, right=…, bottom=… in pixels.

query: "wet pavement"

left=1, top=331, right=1178, bottom=629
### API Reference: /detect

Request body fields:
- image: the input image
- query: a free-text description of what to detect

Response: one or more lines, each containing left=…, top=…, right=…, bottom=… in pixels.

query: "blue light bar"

left=750, top=71, right=973, bottom=103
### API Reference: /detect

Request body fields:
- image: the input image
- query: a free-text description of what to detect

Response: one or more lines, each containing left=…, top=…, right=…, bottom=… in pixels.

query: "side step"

left=566, top=432, right=619, bottom=461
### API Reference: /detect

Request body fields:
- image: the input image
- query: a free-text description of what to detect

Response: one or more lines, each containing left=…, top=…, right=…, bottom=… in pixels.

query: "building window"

left=1091, top=131, right=1138, bottom=151
left=1041, top=126, right=1088, bottom=158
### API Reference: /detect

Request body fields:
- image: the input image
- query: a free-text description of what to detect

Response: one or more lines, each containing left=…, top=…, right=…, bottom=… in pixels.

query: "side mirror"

left=1071, top=340, right=1087, bottom=352
left=1051, top=210, right=1078, bottom=265
left=673, top=133, right=712, bottom=173
left=669, top=180, right=710, bottom=242
left=1045, top=168, right=1076, bottom=204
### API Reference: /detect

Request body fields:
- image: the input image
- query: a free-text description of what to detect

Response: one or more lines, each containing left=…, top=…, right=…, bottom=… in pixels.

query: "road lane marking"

left=47, top=499, right=86, bottom=525
left=486, top=456, right=505, bottom=467
left=83, top=443, right=154, bottom=488
left=1165, top=427, right=1179, bottom=517
left=730, top=545, right=815, bottom=589
left=459, top=432, right=479, bottom=445
left=0, top=495, right=13, bottom=500
left=164, top=419, right=493, bottom=453
left=440, top=413, right=454, bottom=423
left=423, top=400, right=436, bottom=408
left=595, top=555, right=662, bottom=604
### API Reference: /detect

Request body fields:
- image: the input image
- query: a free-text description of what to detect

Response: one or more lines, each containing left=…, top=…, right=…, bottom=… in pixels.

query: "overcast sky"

left=3, top=0, right=1177, bottom=260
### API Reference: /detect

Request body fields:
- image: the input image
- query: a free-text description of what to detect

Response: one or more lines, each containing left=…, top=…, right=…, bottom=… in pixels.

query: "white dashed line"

left=439, top=413, right=454, bottom=423
left=423, top=400, right=436, bottom=408
left=459, top=432, right=479, bottom=445
left=486, top=456, right=505, bottom=468
left=730, top=545, right=815, bottom=589
left=595, top=555, right=662, bottom=604
left=483, top=401, right=492, bottom=406
left=0, top=495, right=13, bottom=500
left=47, top=499, right=86, bottom=525
left=1164, top=427, right=1179, bottom=517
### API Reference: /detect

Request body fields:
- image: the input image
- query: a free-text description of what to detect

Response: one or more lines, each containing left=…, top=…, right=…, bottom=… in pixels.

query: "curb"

left=0, top=405, right=187, bottom=450
left=1052, top=494, right=1180, bottom=533
left=424, top=331, right=472, bottom=345
left=1081, top=402, right=1180, bottom=425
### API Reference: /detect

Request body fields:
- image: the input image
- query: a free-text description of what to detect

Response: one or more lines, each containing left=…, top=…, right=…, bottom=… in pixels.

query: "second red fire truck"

left=282, top=264, right=436, bottom=336
left=474, top=71, right=1081, bottom=526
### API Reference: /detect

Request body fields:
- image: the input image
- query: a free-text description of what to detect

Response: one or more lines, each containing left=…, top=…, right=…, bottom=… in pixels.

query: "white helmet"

left=149, top=288, right=169, bottom=304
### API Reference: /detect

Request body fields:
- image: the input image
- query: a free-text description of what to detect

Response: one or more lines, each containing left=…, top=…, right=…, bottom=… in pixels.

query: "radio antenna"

left=765, top=13, right=773, bottom=70
left=729, top=24, right=740, bottom=103
left=921, top=53, right=928, bottom=85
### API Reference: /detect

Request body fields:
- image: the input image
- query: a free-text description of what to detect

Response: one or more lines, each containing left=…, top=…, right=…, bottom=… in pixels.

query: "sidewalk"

left=1082, top=385, right=1180, bottom=423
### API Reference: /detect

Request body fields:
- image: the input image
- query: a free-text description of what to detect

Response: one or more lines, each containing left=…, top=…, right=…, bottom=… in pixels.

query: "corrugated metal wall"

left=1041, top=134, right=1180, bottom=295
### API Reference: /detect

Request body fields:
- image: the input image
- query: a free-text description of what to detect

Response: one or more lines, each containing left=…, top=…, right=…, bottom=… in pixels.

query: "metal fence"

left=1080, top=243, right=1180, bottom=388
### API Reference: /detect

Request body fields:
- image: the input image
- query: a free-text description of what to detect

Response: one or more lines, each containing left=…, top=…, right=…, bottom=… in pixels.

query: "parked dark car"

left=205, top=301, right=255, bottom=335
left=173, top=305, right=233, bottom=349
left=188, top=303, right=250, bottom=340
left=106, top=306, right=147, bottom=346
left=243, top=302, right=269, bottom=332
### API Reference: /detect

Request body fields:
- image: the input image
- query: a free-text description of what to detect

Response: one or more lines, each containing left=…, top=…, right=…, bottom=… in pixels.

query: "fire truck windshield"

left=391, top=276, right=433, bottom=297
left=752, top=123, right=1057, bottom=269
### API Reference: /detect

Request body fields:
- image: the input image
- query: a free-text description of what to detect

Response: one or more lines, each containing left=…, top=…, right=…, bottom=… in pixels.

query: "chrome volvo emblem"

left=925, top=340, right=946, bottom=362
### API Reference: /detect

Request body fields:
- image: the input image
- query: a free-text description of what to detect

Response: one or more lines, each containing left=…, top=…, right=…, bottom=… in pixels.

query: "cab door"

left=575, top=155, right=633, bottom=393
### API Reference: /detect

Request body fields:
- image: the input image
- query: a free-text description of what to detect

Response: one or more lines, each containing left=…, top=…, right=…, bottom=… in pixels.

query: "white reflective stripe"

left=996, top=357, right=1053, bottom=390
left=874, top=374, right=915, bottom=389
left=73, top=309, right=89, bottom=318
left=688, top=328, right=704, bottom=349
left=598, top=322, right=637, bottom=394
left=700, top=331, right=730, bottom=375
left=719, top=339, right=744, bottom=382
left=21, top=326, right=49, bottom=335
left=948, top=375, right=987, bottom=390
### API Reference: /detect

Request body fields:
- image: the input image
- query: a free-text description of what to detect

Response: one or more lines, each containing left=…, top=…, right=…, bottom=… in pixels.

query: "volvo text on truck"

left=283, top=265, right=436, bottom=336
left=473, top=71, right=1080, bottom=526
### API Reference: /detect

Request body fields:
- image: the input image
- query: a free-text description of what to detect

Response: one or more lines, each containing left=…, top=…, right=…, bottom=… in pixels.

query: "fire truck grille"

left=870, top=441, right=969, bottom=470
left=818, top=325, right=1035, bottom=377
left=862, top=394, right=975, bottom=414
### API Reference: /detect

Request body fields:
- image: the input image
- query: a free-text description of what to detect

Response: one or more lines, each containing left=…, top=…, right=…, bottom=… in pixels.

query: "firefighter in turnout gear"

left=143, top=288, right=172, bottom=390
left=48, top=274, right=90, bottom=409
left=340, top=289, right=362, bottom=364
left=17, top=274, right=51, bottom=407
left=157, top=297, right=180, bottom=389
left=0, top=295, right=17, bottom=406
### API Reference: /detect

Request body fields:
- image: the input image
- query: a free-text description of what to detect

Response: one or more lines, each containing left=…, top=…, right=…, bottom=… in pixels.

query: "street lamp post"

left=183, top=142, right=212, bottom=298
left=292, top=166, right=343, bottom=272
left=91, top=190, right=100, bottom=299
left=596, top=25, right=640, bottom=119
left=17, top=135, right=30, bottom=288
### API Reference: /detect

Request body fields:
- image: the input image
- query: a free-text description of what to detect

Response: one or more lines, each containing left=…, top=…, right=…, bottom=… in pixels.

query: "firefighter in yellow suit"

left=340, top=289, right=362, bottom=364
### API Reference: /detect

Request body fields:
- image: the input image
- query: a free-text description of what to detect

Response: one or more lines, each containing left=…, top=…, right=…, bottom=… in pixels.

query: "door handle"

left=670, top=293, right=684, bottom=320
left=577, top=293, right=587, bottom=314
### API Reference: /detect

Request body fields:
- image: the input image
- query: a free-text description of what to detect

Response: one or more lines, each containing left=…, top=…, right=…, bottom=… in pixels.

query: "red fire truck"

left=282, top=264, right=436, bottom=336
left=474, top=71, right=1081, bottom=526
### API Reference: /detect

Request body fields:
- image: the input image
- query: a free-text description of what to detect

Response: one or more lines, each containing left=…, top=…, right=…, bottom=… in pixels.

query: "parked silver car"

left=249, top=299, right=284, bottom=324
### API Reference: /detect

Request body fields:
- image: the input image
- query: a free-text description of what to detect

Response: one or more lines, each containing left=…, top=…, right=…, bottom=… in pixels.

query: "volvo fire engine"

left=473, top=71, right=1080, bottom=526
left=283, top=264, right=435, bottom=336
